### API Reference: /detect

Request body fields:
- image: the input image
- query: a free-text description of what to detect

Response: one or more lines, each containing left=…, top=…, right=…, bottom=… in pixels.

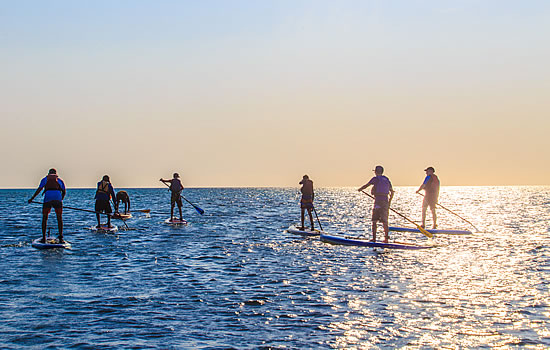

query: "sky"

left=1, top=0, right=549, bottom=188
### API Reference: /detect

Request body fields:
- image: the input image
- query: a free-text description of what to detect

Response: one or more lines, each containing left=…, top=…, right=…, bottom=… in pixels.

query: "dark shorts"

left=95, top=199, right=112, bottom=213
left=301, top=199, right=313, bottom=209
left=301, top=194, right=313, bottom=209
left=43, top=200, right=62, bottom=215
left=372, top=201, right=389, bottom=223
left=171, top=192, right=183, bottom=207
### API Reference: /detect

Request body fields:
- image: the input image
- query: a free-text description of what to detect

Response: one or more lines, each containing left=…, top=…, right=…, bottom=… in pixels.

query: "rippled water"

left=0, top=187, right=548, bottom=349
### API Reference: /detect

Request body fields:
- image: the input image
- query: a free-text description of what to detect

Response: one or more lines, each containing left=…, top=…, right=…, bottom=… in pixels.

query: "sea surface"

left=0, top=186, right=548, bottom=349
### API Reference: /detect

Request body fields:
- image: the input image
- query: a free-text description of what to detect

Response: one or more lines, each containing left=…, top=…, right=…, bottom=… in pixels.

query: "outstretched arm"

left=28, top=186, right=43, bottom=203
left=358, top=183, right=371, bottom=192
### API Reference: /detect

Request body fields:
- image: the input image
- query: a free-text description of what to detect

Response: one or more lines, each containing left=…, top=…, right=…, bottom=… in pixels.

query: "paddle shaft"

left=312, top=207, right=323, bottom=231
left=160, top=181, right=204, bottom=215
left=31, top=201, right=119, bottom=218
left=417, top=192, right=479, bottom=231
left=360, top=190, right=433, bottom=238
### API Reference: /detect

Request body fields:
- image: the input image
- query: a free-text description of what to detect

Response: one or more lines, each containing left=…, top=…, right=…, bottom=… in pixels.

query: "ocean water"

left=0, top=186, right=548, bottom=349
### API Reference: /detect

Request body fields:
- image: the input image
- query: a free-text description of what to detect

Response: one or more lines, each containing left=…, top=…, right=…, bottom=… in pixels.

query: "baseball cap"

left=373, top=165, right=384, bottom=173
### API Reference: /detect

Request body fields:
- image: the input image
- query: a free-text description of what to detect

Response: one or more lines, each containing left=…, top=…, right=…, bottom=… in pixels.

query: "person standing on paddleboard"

left=160, top=173, right=184, bottom=222
left=28, top=168, right=66, bottom=243
left=95, top=175, right=117, bottom=228
left=416, top=166, right=440, bottom=229
left=115, top=190, right=131, bottom=214
left=299, top=175, right=315, bottom=231
left=358, top=165, right=395, bottom=243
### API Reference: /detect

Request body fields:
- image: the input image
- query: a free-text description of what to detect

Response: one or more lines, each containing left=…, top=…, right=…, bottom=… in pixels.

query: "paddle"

left=30, top=201, right=125, bottom=223
left=297, top=190, right=321, bottom=231
left=181, top=196, right=205, bottom=215
left=160, top=181, right=205, bottom=215
left=417, top=192, right=479, bottom=232
left=312, top=206, right=323, bottom=231
left=360, top=190, right=433, bottom=238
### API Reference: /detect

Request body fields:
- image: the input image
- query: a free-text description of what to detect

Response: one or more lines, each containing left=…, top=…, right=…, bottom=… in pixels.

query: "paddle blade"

left=193, top=205, right=205, bottom=215
left=181, top=195, right=205, bottom=215
left=416, top=225, right=433, bottom=238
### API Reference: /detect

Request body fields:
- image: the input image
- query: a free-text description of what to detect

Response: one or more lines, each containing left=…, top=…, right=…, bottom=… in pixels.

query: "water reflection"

left=313, top=186, right=549, bottom=348
left=0, top=187, right=548, bottom=348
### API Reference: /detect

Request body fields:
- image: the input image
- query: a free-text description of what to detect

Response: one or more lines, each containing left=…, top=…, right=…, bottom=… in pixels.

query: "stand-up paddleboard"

left=112, top=212, right=132, bottom=220
left=320, top=234, right=432, bottom=250
left=32, top=237, right=71, bottom=250
left=90, top=224, right=119, bottom=233
left=286, top=225, right=322, bottom=237
left=389, top=226, right=473, bottom=235
left=164, top=218, right=187, bottom=226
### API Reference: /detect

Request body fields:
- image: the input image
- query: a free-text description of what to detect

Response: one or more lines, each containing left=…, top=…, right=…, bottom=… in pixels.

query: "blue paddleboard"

left=320, top=234, right=432, bottom=250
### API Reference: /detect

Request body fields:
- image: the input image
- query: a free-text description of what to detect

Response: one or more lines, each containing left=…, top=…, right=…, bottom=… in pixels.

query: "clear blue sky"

left=1, top=1, right=549, bottom=187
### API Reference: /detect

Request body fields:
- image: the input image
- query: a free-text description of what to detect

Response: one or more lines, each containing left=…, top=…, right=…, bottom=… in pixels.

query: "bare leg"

left=307, top=208, right=314, bottom=230
left=178, top=204, right=183, bottom=221
left=431, top=206, right=437, bottom=229
left=382, top=221, right=389, bottom=243
left=56, top=211, right=63, bottom=242
left=371, top=221, right=377, bottom=242
left=170, top=203, right=175, bottom=221
left=421, top=204, right=428, bottom=228
left=42, top=213, right=48, bottom=243
left=300, top=208, right=305, bottom=230
left=96, top=213, right=101, bottom=227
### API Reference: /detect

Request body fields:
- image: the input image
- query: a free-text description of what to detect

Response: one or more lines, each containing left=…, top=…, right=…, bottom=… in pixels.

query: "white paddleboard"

left=164, top=218, right=188, bottom=226
left=89, top=225, right=119, bottom=233
left=112, top=212, right=132, bottom=220
left=389, top=226, right=473, bottom=235
left=32, top=237, right=72, bottom=250
left=286, top=225, right=322, bottom=237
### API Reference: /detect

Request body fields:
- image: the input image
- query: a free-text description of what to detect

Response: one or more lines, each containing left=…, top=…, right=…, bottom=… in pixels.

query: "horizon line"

left=2, top=184, right=549, bottom=190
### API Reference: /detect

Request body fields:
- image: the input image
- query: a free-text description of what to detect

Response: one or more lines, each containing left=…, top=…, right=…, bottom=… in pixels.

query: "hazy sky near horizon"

left=1, top=1, right=549, bottom=188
